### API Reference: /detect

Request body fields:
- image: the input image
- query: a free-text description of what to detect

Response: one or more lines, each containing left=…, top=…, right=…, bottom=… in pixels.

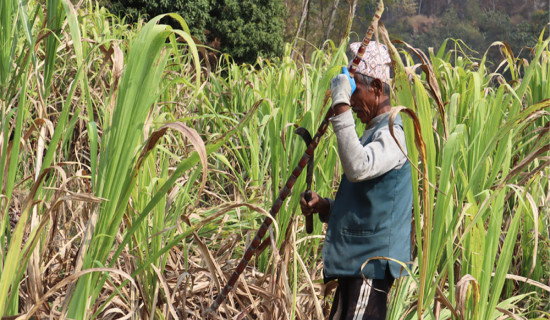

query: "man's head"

left=348, top=41, right=392, bottom=124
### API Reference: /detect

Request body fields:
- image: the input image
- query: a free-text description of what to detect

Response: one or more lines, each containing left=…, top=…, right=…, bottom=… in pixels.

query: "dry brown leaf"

left=455, top=274, right=480, bottom=320
left=19, top=267, right=138, bottom=320
left=495, top=307, right=525, bottom=320
left=151, top=264, right=179, bottom=320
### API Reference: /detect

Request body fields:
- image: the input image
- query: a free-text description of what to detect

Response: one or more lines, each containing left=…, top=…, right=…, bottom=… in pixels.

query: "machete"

left=294, top=127, right=314, bottom=234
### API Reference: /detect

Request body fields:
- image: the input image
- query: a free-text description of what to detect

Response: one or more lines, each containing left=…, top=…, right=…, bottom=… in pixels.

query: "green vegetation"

left=109, top=0, right=286, bottom=64
left=286, top=0, right=548, bottom=68
left=105, top=0, right=549, bottom=68
left=0, top=0, right=548, bottom=319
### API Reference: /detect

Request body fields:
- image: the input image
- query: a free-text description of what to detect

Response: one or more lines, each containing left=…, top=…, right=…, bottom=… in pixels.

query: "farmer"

left=300, top=41, right=412, bottom=319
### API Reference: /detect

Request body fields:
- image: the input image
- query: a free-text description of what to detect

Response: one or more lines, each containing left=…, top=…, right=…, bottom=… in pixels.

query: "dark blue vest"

left=323, top=115, right=412, bottom=281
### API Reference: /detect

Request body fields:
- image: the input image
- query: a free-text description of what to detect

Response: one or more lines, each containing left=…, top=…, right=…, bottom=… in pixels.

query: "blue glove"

left=342, top=67, right=356, bottom=94
left=330, top=67, right=356, bottom=108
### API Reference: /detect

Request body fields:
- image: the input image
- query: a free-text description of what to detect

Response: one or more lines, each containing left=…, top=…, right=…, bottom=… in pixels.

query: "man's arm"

left=331, top=110, right=407, bottom=182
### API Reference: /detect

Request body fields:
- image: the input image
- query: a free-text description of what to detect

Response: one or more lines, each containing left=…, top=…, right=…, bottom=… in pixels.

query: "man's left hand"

left=330, top=67, right=355, bottom=113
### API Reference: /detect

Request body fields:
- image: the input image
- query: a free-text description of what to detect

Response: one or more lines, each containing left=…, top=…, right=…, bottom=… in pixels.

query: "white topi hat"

left=349, top=41, right=391, bottom=85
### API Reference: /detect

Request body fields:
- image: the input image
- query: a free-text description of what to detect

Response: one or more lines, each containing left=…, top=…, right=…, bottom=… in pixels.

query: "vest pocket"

left=341, top=227, right=375, bottom=237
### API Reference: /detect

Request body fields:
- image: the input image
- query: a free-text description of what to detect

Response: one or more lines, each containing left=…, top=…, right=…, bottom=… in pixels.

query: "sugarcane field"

left=1, top=0, right=549, bottom=319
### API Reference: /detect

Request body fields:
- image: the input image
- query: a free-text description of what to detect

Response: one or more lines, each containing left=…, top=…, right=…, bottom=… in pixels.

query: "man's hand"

left=300, top=190, right=321, bottom=216
left=330, top=67, right=356, bottom=112
left=300, top=191, right=331, bottom=222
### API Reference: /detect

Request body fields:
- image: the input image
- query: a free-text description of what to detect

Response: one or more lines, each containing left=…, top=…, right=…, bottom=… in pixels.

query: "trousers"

left=328, top=269, right=394, bottom=320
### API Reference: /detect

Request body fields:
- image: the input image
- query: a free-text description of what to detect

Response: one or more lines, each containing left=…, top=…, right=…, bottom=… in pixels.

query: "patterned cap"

left=349, top=41, right=391, bottom=85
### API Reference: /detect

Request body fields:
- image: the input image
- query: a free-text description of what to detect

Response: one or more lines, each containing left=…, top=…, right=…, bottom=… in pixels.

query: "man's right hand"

left=300, top=191, right=321, bottom=216
left=300, top=191, right=330, bottom=220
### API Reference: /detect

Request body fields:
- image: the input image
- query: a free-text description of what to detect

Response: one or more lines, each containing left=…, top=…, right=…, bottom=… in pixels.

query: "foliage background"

left=105, top=0, right=549, bottom=67
left=108, top=0, right=286, bottom=64
left=0, top=0, right=548, bottom=319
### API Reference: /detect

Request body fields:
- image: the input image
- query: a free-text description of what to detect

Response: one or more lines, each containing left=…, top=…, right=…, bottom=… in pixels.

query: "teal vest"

left=323, top=115, right=412, bottom=280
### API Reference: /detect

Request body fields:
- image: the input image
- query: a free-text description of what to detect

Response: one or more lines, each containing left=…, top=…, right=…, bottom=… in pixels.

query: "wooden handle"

left=305, top=190, right=314, bottom=234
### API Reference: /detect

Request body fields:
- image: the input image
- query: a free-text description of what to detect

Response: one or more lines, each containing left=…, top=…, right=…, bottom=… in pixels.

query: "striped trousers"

left=328, top=270, right=394, bottom=320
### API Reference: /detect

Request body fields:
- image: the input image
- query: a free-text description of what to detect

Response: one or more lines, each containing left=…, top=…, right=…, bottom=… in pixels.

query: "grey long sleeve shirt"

left=330, top=109, right=408, bottom=182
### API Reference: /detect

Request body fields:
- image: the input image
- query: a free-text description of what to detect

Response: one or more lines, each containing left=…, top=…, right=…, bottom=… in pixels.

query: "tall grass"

left=383, top=26, right=550, bottom=318
left=0, top=0, right=548, bottom=319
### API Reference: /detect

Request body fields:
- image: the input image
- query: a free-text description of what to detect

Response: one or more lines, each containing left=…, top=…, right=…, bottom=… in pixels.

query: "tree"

left=110, top=0, right=211, bottom=42
left=209, top=0, right=286, bottom=64
left=291, top=0, right=310, bottom=58
left=325, top=0, right=341, bottom=41
left=109, top=0, right=286, bottom=65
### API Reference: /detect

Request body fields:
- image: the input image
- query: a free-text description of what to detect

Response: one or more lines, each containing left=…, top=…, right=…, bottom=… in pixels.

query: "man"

left=300, top=41, right=412, bottom=320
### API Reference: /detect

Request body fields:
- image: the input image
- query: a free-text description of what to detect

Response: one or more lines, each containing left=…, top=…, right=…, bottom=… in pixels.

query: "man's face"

left=350, top=74, right=378, bottom=124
